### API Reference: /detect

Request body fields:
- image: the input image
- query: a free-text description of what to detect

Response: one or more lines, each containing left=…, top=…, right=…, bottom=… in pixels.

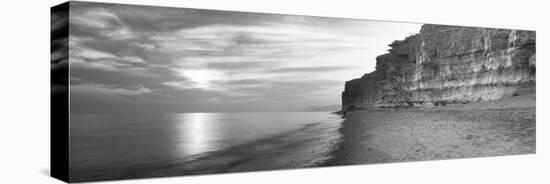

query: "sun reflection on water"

left=175, top=113, right=220, bottom=157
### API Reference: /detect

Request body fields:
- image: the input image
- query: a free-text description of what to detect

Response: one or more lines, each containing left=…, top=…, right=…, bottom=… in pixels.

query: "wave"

left=132, top=120, right=342, bottom=178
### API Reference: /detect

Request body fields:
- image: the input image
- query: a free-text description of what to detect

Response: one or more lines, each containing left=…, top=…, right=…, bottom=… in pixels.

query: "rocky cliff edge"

left=341, top=24, right=535, bottom=111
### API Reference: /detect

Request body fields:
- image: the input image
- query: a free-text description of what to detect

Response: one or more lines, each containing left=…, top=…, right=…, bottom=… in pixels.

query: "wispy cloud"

left=68, top=1, right=421, bottom=113
left=266, top=66, right=355, bottom=73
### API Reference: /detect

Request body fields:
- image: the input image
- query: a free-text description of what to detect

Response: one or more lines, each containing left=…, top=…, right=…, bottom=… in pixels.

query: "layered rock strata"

left=342, top=24, right=535, bottom=111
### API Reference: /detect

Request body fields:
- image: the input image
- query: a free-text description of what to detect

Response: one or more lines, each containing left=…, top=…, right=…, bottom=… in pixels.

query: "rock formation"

left=341, top=24, right=536, bottom=111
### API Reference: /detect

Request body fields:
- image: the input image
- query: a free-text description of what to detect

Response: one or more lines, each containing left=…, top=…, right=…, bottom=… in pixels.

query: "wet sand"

left=323, top=94, right=536, bottom=166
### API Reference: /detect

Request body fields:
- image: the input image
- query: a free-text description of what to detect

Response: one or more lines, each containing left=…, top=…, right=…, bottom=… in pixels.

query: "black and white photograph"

left=48, top=1, right=539, bottom=182
left=3, top=0, right=549, bottom=184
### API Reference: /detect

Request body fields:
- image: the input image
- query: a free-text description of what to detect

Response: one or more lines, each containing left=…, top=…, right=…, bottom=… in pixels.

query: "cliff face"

left=342, top=24, right=535, bottom=111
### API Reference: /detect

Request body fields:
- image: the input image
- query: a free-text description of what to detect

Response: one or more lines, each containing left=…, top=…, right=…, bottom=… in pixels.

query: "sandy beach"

left=68, top=94, right=535, bottom=182
left=324, top=94, right=535, bottom=166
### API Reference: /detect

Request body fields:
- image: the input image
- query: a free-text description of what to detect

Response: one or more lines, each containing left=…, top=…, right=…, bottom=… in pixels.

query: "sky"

left=67, top=1, right=421, bottom=113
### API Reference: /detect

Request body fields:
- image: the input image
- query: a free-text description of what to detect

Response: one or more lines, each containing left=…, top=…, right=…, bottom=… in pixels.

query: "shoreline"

left=68, top=94, right=535, bottom=182
left=70, top=116, right=343, bottom=182
left=132, top=121, right=341, bottom=180
left=322, top=94, right=535, bottom=166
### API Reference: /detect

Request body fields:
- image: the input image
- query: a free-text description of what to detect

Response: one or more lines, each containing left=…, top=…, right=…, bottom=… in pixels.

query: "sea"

left=69, top=112, right=344, bottom=181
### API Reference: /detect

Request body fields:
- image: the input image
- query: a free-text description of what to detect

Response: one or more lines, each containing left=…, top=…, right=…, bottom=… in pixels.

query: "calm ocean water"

left=69, top=112, right=343, bottom=181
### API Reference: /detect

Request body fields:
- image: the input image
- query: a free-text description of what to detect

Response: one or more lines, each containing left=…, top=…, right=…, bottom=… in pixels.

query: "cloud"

left=217, top=79, right=267, bottom=86
left=52, top=3, right=69, bottom=88
left=73, top=46, right=117, bottom=59
left=266, top=66, right=355, bottom=73
left=211, top=78, right=343, bottom=100
left=67, top=2, right=422, bottom=112
left=70, top=7, right=135, bottom=40
left=123, top=56, right=145, bottom=63
left=71, top=84, right=153, bottom=102
left=205, top=61, right=277, bottom=70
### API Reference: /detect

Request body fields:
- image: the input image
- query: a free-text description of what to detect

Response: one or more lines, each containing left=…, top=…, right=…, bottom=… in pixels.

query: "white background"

left=0, top=0, right=548, bottom=183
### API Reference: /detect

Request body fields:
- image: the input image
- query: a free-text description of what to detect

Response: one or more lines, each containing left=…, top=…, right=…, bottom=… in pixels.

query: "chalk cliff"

left=341, top=24, right=535, bottom=111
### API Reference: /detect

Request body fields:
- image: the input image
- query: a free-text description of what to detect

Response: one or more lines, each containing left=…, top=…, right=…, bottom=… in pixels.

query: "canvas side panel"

left=51, top=1, right=70, bottom=182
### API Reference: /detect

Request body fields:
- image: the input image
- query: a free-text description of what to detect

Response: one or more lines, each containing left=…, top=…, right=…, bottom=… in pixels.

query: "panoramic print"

left=51, top=1, right=536, bottom=182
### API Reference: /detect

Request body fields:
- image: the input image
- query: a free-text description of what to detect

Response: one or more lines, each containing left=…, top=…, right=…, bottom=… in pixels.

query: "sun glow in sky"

left=179, top=69, right=224, bottom=90
left=66, top=2, right=421, bottom=113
